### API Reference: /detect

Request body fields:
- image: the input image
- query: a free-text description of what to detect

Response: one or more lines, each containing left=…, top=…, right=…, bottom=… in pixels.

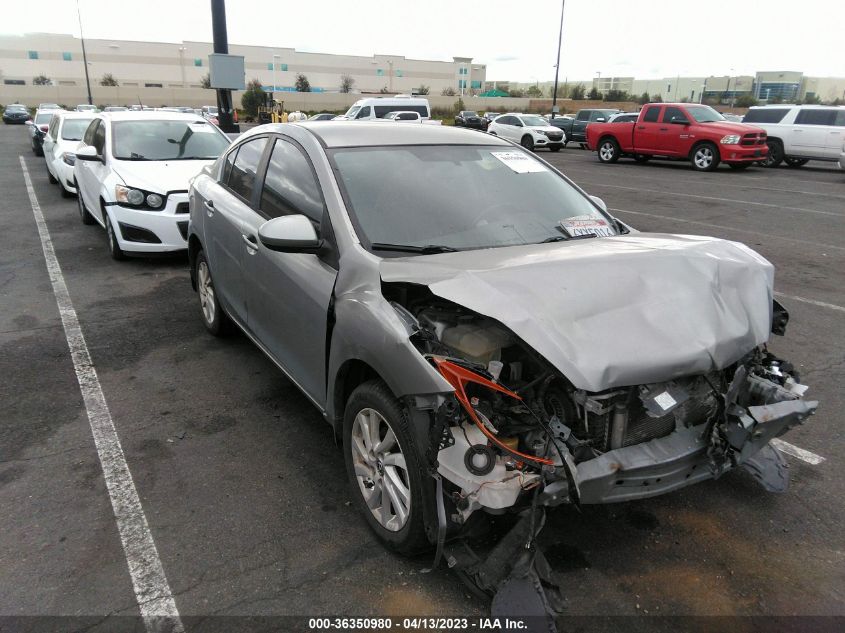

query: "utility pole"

left=211, top=0, right=237, bottom=133
left=76, top=0, right=93, bottom=105
left=551, top=0, right=565, bottom=114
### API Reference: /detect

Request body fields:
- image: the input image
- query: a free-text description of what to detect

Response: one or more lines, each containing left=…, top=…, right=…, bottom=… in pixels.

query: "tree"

left=734, top=94, right=759, bottom=108
left=100, top=73, right=118, bottom=87
left=638, top=92, right=651, bottom=105
left=769, top=94, right=784, bottom=104
left=295, top=73, right=311, bottom=92
left=454, top=97, right=465, bottom=113
left=570, top=83, right=586, bottom=100
left=441, top=86, right=456, bottom=96
left=604, top=89, right=629, bottom=102
left=508, top=88, right=525, bottom=98
left=340, top=74, right=355, bottom=93
left=526, top=84, right=543, bottom=98
left=587, top=87, right=601, bottom=100
left=33, top=74, right=51, bottom=86
left=200, top=73, right=211, bottom=89
left=551, top=83, right=569, bottom=99
left=652, top=94, right=663, bottom=103
left=417, top=85, right=430, bottom=95
left=799, top=93, right=821, bottom=105
left=241, top=78, right=266, bottom=117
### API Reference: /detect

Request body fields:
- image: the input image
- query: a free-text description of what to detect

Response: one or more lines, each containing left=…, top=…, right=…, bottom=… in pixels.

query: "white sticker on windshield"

left=559, top=215, right=614, bottom=237
left=188, top=122, right=215, bottom=133
left=490, top=151, right=548, bottom=174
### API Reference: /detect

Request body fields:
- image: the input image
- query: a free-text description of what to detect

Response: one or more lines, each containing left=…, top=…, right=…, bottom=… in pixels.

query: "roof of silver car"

left=288, top=121, right=512, bottom=148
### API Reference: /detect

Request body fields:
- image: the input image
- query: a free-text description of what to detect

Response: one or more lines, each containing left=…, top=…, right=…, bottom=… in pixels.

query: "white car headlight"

left=61, top=152, right=76, bottom=166
left=532, top=129, right=547, bottom=136
left=115, top=185, right=146, bottom=206
left=146, top=193, right=164, bottom=208
left=720, top=134, right=741, bottom=145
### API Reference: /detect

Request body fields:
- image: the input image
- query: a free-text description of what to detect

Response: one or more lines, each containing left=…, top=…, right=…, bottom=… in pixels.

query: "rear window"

left=35, top=113, right=53, bottom=125
left=743, top=108, right=790, bottom=124
left=795, top=109, right=838, bottom=126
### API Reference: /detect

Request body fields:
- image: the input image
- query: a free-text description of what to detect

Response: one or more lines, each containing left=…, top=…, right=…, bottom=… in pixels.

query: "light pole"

left=178, top=46, right=186, bottom=88
left=595, top=71, right=601, bottom=97
left=460, top=62, right=467, bottom=97
left=272, top=54, right=280, bottom=95
left=725, top=67, right=734, bottom=106
left=76, top=0, right=93, bottom=105
left=551, top=0, right=565, bottom=113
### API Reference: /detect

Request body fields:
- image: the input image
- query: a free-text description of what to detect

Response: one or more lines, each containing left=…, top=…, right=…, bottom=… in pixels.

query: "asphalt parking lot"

left=1, top=123, right=843, bottom=630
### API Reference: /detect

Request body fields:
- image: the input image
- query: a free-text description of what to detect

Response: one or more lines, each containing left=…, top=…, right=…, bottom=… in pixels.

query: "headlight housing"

left=114, top=185, right=166, bottom=210
left=720, top=134, right=741, bottom=145
left=61, top=152, right=76, bottom=166
left=533, top=129, right=548, bottom=136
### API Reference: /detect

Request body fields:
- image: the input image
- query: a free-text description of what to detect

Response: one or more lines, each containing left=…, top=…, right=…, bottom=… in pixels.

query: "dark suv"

left=454, top=110, right=485, bottom=130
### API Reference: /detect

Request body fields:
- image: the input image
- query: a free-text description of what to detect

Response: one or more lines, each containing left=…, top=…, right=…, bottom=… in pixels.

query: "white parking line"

left=774, top=291, right=845, bottom=314
left=610, top=207, right=845, bottom=252
left=586, top=182, right=843, bottom=218
left=20, top=157, right=184, bottom=633
left=770, top=438, right=826, bottom=465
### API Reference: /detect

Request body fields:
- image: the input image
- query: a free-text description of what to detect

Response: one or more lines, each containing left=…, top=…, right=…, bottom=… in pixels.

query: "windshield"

left=520, top=115, right=549, bottom=127
left=35, top=113, right=53, bottom=124
left=112, top=120, right=230, bottom=160
left=331, top=145, right=616, bottom=253
left=61, top=118, right=94, bottom=141
left=7, top=106, right=27, bottom=112
left=464, top=111, right=478, bottom=117
left=344, top=106, right=361, bottom=119
left=686, top=105, right=726, bottom=123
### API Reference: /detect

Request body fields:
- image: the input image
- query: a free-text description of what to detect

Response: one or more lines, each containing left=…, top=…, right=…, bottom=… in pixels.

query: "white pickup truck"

left=380, top=110, right=442, bottom=125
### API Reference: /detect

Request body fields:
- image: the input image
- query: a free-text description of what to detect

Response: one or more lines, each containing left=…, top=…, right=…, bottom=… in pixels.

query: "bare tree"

left=441, top=86, right=456, bottom=96
left=33, top=74, right=52, bottom=86
left=340, top=74, right=355, bottom=93
left=100, top=73, right=119, bottom=87
left=417, top=85, right=430, bottom=95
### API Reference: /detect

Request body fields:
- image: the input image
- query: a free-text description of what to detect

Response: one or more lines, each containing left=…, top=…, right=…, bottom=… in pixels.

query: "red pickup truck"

left=586, top=103, right=768, bottom=171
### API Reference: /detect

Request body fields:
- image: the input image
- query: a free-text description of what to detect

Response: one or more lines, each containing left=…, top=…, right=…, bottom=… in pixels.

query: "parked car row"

left=20, top=115, right=819, bottom=610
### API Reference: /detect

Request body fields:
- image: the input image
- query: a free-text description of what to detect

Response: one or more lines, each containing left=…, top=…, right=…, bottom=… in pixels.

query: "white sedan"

left=74, top=111, right=231, bottom=259
left=487, top=113, right=566, bottom=151
left=43, top=111, right=96, bottom=197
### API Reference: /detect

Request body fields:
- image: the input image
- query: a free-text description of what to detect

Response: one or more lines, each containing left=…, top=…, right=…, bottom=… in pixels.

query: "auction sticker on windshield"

left=559, top=215, right=614, bottom=237
left=490, top=151, right=547, bottom=174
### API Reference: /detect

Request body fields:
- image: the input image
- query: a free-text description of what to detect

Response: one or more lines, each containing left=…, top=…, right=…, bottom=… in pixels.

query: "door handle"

left=659, top=127, right=669, bottom=131
left=203, top=199, right=214, bottom=216
left=242, top=234, right=258, bottom=251
left=637, top=126, right=645, bottom=129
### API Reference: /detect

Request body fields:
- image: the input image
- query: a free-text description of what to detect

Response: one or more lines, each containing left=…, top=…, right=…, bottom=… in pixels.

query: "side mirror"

left=258, top=215, right=323, bottom=253
left=595, top=117, right=606, bottom=122
left=590, top=195, right=608, bottom=212
left=75, top=145, right=102, bottom=162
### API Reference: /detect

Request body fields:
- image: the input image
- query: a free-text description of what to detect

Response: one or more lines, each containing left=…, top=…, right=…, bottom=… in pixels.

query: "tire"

left=763, top=140, right=784, bottom=168
left=60, top=183, right=73, bottom=198
left=104, top=212, right=125, bottom=261
left=344, top=380, right=428, bottom=556
left=728, top=163, right=752, bottom=170
left=195, top=250, right=231, bottom=336
left=77, top=187, right=96, bottom=225
left=47, top=169, right=58, bottom=184
left=597, top=137, right=621, bottom=163
left=784, top=157, right=809, bottom=168
left=690, top=142, right=720, bottom=171
left=520, top=135, right=534, bottom=151
left=549, top=146, right=561, bottom=152
left=633, top=154, right=651, bottom=163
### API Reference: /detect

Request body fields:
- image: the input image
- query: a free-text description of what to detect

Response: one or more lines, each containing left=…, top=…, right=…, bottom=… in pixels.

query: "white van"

left=338, top=96, right=431, bottom=121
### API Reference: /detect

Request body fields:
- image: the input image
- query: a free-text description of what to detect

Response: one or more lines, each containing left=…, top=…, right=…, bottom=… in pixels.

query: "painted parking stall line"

left=19, top=157, right=184, bottom=633
left=774, top=291, right=845, bottom=314
left=770, top=438, right=826, bottom=465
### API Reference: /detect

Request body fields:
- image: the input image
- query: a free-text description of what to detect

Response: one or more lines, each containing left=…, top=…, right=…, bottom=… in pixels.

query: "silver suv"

left=743, top=104, right=845, bottom=167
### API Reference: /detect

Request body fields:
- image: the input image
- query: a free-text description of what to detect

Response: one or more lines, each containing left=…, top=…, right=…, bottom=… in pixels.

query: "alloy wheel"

left=694, top=146, right=714, bottom=169
left=350, top=407, right=411, bottom=532
left=599, top=142, right=616, bottom=161
left=197, top=261, right=216, bottom=326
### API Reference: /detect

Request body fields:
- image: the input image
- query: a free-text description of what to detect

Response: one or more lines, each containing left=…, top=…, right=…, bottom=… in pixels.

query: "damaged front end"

left=387, top=284, right=817, bottom=620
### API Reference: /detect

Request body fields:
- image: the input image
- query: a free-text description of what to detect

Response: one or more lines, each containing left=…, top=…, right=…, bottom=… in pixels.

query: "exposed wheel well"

left=333, top=359, right=382, bottom=430
left=598, top=134, right=617, bottom=147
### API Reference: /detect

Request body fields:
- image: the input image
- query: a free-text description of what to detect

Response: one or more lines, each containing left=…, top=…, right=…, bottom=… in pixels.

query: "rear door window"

left=576, top=111, right=590, bottom=121
left=795, top=109, right=837, bottom=126
left=642, top=106, right=661, bottom=123
left=226, top=137, right=268, bottom=203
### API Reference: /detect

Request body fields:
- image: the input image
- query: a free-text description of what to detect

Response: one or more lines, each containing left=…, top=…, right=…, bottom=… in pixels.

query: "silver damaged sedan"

left=187, top=123, right=817, bottom=610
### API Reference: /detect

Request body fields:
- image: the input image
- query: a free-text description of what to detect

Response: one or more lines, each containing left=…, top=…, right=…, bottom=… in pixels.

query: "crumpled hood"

left=380, top=234, right=775, bottom=392
left=111, top=159, right=213, bottom=193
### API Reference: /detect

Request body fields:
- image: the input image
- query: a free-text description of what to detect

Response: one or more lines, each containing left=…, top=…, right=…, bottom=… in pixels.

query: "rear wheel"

left=784, top=157, right=809, bottom=168
left=520, top=135, right=534, bottom=151
left=195, top=250, right=230, bottom=336
left=691, top=142, right=720, bottom=171
left=549, top=145, right=561, bottom=152
left=77, top=187, right=96, bottom=225
left=344, top=380, right=428, bottom=555
left=763, top=140, right=784, bottom=168
left=597, top=138, right=620, bottom=163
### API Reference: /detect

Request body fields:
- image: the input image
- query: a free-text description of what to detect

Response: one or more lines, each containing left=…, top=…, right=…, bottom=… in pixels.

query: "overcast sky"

left=3, top=0, right=843, bottom=82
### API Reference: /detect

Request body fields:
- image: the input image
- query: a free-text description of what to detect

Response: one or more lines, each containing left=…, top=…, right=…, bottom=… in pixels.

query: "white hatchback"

left=486, top=113, right=566, bottom=151
left=43, top=111, right=96, bottom=197
left=74, top=112, right=231, bottom=259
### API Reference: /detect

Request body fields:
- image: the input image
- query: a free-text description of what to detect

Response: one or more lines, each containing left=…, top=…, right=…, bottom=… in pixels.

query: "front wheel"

left=344, top=380, right=428, bottom=555
left=520, top=135, right=535, bottom=151
left=195, top=250, right=230, bottom=336
left=47, top=169, right=58, bottom=184
left=105, top=213, right=126, bottom=261
left=691, top=143, right=720, bottom=171
left=784, top=157, right=809, bottom=168
left=549, top=146, right=561, bottom=152
left=597, top=138, right=620, bottom=163
left=763, top=140, right=784, bottom=168
left=77, top=187, right=96, bottom=225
